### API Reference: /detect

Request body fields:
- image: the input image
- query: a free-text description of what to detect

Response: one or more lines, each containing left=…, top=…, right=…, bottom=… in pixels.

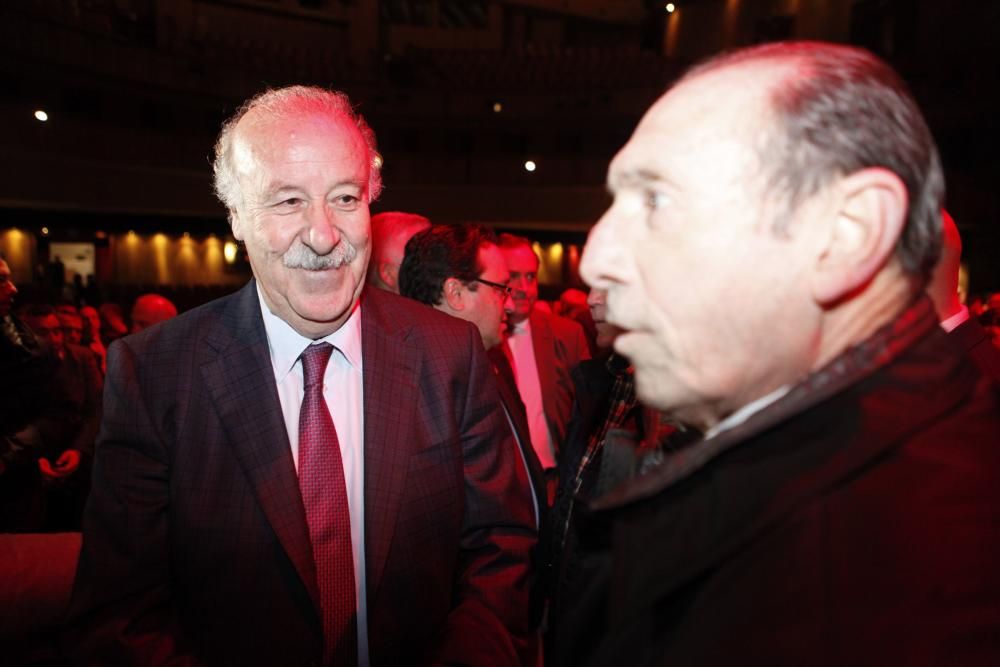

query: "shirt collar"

left=511, top=317, right=531, bottom=336
left=939, top=304, right=969, bottom=333
left=257, top=283, right=363, bottom=382
left=703, top=384, right=790, bottom=441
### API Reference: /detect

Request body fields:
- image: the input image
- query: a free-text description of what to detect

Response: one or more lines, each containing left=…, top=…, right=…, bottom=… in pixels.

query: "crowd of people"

left=0, top=270, right=178, bottom=533
left=2, top=39, right=999, bottom=666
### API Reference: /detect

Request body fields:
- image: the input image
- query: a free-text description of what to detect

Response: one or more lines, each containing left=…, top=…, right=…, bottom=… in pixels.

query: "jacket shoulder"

left=364, top=286, right=481, bottom=339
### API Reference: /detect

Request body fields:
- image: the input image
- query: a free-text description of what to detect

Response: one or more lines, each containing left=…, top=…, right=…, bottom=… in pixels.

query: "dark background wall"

left=1, top=0, right=997, bottom=293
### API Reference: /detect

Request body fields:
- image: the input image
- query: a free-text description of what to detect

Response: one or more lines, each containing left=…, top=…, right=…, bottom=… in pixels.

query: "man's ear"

left=810, top=168, right=908, bottom=305
left=379, top=262, right=399, bottom=291
left=230, top=210, right=246, bottom=241
left=441, top=277, right=466, bottom=312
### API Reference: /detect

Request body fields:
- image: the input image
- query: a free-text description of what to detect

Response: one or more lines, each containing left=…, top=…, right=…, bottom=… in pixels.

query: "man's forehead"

left=479, top=243, right=510, bottom=278
left=610, top=63, right=779, bottom=185
left=501, top=244, right=538, bottom=268
left=234, top=110, right=366, bottom=174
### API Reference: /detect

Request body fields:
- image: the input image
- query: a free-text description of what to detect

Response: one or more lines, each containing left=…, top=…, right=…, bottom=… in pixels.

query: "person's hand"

left=39, top=456, right=58, bottom=480
left=55, top=449, right=82, bottom=475
left=38, top=449, right=81, bottom=480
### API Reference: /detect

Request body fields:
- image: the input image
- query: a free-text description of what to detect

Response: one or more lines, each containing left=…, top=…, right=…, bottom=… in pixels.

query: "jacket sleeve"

left=62, top=338, right=204, bottom=666
left=429, top=325, right=538, bottom=667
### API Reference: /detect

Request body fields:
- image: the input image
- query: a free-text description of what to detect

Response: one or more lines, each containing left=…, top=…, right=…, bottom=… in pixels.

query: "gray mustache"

left=283, top=240, right=358, bottom=270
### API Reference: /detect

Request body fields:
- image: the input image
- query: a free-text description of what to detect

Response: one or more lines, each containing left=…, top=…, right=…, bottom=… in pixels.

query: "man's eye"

left=274, top=198, right=302, bottom=209
left=644, top=190, right=666, bottom=212
left=334, top=194, right=361, bottom=209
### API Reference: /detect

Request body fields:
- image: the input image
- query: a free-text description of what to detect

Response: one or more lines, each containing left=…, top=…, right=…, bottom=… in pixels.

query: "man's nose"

left=304, top=202, right=342, bottom=253
left=580, top=208, right=625, bottom=289
left=503, top=293, right=514, bottom=313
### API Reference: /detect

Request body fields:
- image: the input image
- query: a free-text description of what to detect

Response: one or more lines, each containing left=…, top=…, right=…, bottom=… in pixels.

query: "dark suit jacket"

left=489, top=346, right=547, bottom=513
left=52, top=343, right=103, bottom=460
left=490, top=346, right=549, bottom=643
left=949, top=315, right=1000, bottom=380
left=554, top=298, right=1000, bottom=667
left=525, top=310, right=590, bottom=460
left=67, top=283, right=536, bottom=666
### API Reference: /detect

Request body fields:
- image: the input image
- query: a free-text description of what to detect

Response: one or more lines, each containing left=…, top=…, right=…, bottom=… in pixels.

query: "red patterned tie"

left=299, top=342, right=357, bottom=666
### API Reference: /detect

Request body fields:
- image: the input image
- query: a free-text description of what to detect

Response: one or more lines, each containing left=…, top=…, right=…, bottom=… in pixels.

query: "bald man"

left=367, top=211, right=431, bottom=293
left=130, top=293, right=177, bottom=333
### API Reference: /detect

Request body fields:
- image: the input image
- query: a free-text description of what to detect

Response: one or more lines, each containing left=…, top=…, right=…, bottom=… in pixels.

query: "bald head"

left=132, top=293, right=178, bottom=333
left=368, top=211, right=431, bottom=292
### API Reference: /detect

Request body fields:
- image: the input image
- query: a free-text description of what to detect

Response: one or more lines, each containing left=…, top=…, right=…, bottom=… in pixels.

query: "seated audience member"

left=498, top=233, right=591, bottom=497
left=67, top=85, right=533, bottom=666
left=130, top=293, right=177, bottom=333
left=368, top=211, right=431, bottom=293
left=559, top=41, right=1000, bottom=665
left=399, top=222, right=546, bottom=665
left=8, top=304, right=102, bottom=531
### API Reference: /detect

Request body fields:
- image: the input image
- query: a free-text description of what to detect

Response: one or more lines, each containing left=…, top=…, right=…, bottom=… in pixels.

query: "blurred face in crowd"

left=58, top=312, right=84, bottom=345
left=0, top=259, right=16, bottom=317
left=501, top=243, right=539, bottom=325
left=588, top=288, right=623, bottom=350
left=370, top=213, right=431, bottom=293
left=25, top=313, right=65, bottom=357
left=580, top=62, right=822, bottom=427
left=465, top=243, right=514, bottom=350
left=80, top=306, right=102, bottom=341
left=230, top=108, right=372, bottom=339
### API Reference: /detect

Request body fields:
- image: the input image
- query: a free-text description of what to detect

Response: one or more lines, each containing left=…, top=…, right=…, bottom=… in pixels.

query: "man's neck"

left=675, top=270, right=918, bottom=434
left=811, top=267, right=919, bottom=374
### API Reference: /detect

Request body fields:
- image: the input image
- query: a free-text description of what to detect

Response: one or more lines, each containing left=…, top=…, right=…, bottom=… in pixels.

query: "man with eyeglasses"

left=400, top=222, right=547, bottom=664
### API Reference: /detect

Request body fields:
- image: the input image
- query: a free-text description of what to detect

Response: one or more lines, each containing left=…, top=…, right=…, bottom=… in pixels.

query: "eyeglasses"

left=472, top=277, right=513, bottom=299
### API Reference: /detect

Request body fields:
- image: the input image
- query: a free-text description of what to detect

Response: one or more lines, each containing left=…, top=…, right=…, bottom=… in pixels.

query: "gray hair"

left=685, top=41, right=944, bottom=282
left=212, top=85, right=383, bottom=214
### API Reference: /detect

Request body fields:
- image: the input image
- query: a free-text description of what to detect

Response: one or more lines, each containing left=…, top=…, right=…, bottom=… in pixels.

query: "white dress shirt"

left=507, top=318, right=557, bottom=469
left=257, top=287, right=369, bottom=666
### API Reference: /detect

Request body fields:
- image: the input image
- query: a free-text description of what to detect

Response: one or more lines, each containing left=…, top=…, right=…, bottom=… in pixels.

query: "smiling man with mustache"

left=67, top=86, right=535, bottom=667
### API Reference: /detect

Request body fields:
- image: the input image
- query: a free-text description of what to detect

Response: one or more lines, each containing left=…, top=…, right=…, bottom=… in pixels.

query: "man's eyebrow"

left=609, top=168, right=671, bottom=190
left=259, top=183, right=304, bottom=201
left=259, top=180, right=365, bottom=201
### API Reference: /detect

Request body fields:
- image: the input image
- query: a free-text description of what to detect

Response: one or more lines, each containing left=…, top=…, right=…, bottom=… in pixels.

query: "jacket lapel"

left=199, top=281, right=321, bottom=614
left=360, top=289, right=421, bottom=607
left=490, top=346, right=547, bottom=507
